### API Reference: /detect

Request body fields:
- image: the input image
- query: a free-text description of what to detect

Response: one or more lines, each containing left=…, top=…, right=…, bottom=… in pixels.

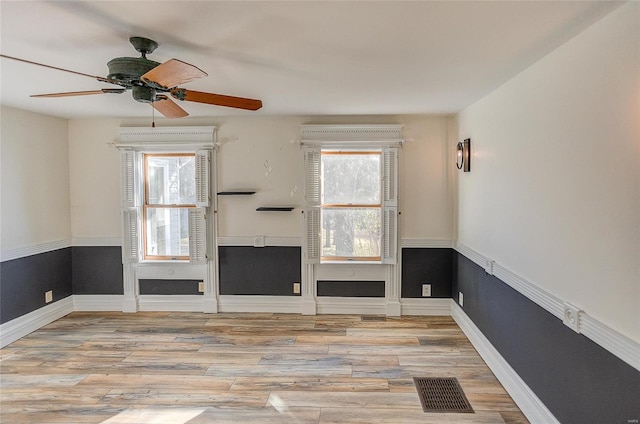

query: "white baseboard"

left=203, top=296, right=218, bottom=314
left=400, top=298, right=452, bottom=316
left=138, top=295, right=205, bottom=312
left=218, top=295, right=302, bottom=313
left=73, top=295, right=124, bottom=311
left=301, top=299, right=317, bottom=315
left=0, top=296, right=74, bottom=348
left=451, top=302, right=559, bottom=424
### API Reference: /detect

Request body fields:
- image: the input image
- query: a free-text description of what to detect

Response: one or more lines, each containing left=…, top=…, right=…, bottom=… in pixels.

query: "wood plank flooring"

left=0, top=312, right=529, bottom=424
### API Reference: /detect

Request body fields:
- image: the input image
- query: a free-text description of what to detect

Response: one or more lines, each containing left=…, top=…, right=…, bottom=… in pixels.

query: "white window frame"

left=142, top=152, right=197, bottom=261
left=301, top=125, right=403, bottom=265
left=116, top=126, right=217, bottom=313
left=120, top=149, right=210, bottom=264
left=319, top=149, right=383, bottom=263
left=117, top=128, right=214, bottom=264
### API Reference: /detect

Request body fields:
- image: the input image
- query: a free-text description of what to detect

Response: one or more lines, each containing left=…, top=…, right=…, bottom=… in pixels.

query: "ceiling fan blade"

left=141, top=59, right=207, bottom=89
left=152, top=97, right=189, bottom=118
left=173, top=89, right=262, bottom=111
left=0, top=54, right=117, bottom=85
left=31, top=88, right=126, bottom=98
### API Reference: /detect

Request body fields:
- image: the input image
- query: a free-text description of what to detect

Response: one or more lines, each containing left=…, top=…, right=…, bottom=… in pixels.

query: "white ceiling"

left=0, top=1, right=621, bottom=119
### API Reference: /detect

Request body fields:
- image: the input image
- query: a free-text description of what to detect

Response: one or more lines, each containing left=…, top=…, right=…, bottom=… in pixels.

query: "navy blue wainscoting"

left=0, top=248, right=72, bottom=324
left=139, top=279, right=202, bottom=295
left=453, top=252, right=640, bottom=424
left=401, top=248, right=452, bottom=298
left=317, top=280, right=385, bottom=297
left=71, top=246, right=123, bottom=295
left=218, top=246, right=301, bottom=296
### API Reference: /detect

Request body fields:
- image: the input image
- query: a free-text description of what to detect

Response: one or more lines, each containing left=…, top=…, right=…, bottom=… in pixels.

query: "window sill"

left=138, top=260, right=191, bottom=265
left=320, top=261, right=383, bottom=265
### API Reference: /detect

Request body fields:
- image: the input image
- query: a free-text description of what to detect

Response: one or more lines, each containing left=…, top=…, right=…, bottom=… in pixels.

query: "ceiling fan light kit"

left=0, top=36, right=262, bottom=118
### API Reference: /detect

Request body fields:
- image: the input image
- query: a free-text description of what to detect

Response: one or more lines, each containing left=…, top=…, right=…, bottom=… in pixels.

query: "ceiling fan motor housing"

left=107, top=57, right=160, bottom=87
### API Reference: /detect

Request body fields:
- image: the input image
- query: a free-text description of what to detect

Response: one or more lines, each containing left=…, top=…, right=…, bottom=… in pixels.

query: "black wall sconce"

left=456, top=138, right=471, bottom=172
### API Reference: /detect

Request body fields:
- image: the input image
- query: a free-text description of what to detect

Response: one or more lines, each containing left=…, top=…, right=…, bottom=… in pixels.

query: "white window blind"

left=122, top=209, right=139, bottom=264
left=382, top=147, right=398, bottom=264
left=303, top=147, right=321, bottom=263
left=188, top=207, right=207, bottom=264
left=382, top=207, right=397, bottom=264
left=304, top=207, right=321, bottom=263
left=120, top=150, right=136, bottom=208
left=195, top=150, right=210, bottom=207
left=304, top=148, right=321, bottom=205
left=383, top=147, right=398, bottom=207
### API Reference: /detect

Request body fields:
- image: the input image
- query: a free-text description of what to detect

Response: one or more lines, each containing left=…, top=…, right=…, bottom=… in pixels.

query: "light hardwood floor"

left=0, top=312, right=529, bottom=424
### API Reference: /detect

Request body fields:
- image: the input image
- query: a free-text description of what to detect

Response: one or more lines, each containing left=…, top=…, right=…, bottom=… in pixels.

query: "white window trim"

left=117, top=126, right=217, bottom=149
left=299, top=124, right=404, bottom=317
left=299, top=124, right=405, bottom=148
left=115, top=126, right=217, bottom=313
left=300, top=125, right=403, bottom=265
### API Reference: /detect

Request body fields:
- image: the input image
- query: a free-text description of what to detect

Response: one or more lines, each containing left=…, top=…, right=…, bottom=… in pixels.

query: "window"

left=321, top=150, right=382, bottom=261
left=303, top=139, right=398, bottom=265
left=143, top=154, right=195, bottom=260
left=119, top=135, right=211, bottom=266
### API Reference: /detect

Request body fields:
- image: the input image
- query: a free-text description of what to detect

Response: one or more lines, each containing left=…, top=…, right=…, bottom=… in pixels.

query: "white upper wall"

left=457, top=2, right=639, bottom=342
left=0, top=106, right=71, bottom=251
left=68, top=118, right=122, bottom=241
left=68, top=115, right=453, bottom=242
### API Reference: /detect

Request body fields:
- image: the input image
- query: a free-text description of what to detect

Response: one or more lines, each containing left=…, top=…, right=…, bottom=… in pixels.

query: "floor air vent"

left=361, top=315, right=386, bottom=322
left=413, top=377, right=474, bottom=413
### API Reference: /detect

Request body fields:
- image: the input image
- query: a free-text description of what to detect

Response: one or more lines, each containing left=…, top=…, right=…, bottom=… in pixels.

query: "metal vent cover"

left=413, top=377, right=474, bottom=413
left=361, top=315, right=386, bottom=322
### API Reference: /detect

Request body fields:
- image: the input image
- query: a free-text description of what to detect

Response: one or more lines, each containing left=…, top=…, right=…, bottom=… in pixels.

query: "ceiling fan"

left=0, top=36, right=263, bottom=118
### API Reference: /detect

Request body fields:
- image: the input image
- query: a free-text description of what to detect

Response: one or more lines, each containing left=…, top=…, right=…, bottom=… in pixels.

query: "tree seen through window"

left=321, top=151, right=382, bottom=261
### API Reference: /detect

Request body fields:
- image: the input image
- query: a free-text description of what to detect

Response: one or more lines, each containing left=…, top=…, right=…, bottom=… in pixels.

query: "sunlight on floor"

left=101, top=407, right=206, bottom=424
left=268, top=393, right=301, bottom=422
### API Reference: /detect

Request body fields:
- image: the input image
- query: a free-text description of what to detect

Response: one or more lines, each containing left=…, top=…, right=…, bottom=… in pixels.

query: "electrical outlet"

left=421, top=284, right=431, bottom=297
left=459, top=291, right=464, bottom=307
left=45, top=290, right=53, bottom=303
left=198, top=281, right=205, bottom=293
left=293, top=282, right=301, bottom=294
left=253, top=236, right=265, bottom=248
left=485, top=259, right=495, bottom=275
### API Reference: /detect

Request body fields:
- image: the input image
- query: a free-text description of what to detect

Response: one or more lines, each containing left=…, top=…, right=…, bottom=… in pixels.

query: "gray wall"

left=453, top=252, right=640, bottom=424
left=0, top=248, right=72, bottom=324
left=218, top=246, right=301, bottom=296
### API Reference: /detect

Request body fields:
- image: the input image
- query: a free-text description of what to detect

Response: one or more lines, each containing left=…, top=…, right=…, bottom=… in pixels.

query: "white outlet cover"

left=293, top=282, right=301, bottom=294
left=45, top=290, right=53, bottom=303
left=562, top=302, right=582, bottom=333
left=422, top=284, right=431, bottom=297
left=459, top=292, right=464, bottom=307
left=485, top=259, right=495, bottom=275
